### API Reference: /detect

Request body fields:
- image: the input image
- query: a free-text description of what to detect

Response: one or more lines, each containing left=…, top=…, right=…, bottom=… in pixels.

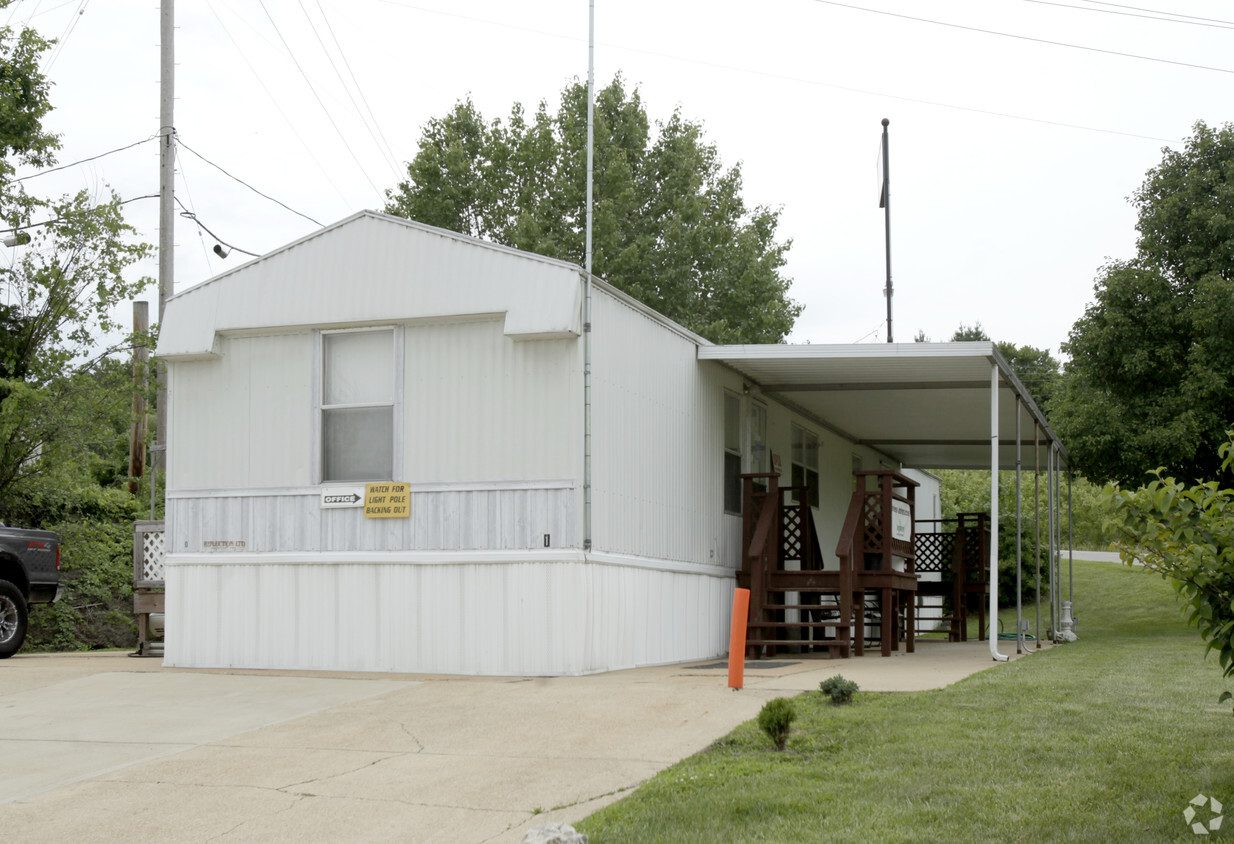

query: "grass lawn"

left=577, top=560, right=1234, bottom=842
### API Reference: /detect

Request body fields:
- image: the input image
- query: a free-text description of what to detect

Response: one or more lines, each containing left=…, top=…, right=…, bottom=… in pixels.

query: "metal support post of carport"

left=990, top=363, right=1007, bottom=662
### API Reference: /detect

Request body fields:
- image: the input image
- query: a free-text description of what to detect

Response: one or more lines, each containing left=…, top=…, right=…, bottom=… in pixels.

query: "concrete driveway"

left=0, top=641, right=1025, bottom=843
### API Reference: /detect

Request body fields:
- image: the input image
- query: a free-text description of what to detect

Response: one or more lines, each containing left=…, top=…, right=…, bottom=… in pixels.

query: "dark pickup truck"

left=0, top=521, right=60, bottom=658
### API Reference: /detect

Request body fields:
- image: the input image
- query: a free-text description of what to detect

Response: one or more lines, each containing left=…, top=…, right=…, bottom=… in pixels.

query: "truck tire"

left=0, top=579, right=28, bottom=658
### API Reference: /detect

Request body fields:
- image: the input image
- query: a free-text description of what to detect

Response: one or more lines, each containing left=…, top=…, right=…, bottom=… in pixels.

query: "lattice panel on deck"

left=141, top=529, right=166, bottom=582
left=915, top=532, right=955, bottom=574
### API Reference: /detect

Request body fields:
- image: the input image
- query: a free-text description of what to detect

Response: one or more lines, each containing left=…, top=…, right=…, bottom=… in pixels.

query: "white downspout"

left=990, top=363, right=1008, bottom=662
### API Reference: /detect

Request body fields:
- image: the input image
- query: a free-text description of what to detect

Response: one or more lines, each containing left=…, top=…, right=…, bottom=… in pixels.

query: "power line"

left=313, top=0, right=401, bottom=175
left=13, top=136, right=157, bottom=182
left=297, top=0, right=400, bottom=178
left=1022, top=0, right=1234, bottom=29
left=256, top=0, right=383, bottom=198
left=810, top=0, right=1234, bottom=76
left=205, top=0, right=351, bottom=209
left=1081, top=0, right=1234, bottom=27
left=370, top=0, right=1177, bottom=143
left=41, top=0, right=89, bottom=74
left=174, top=196, right=260, bottom=258
left=176, top=139, right=323, bottom=227
left=173, top=145, right=216, bottom=268
left=3, top=193, right=159, bottom=235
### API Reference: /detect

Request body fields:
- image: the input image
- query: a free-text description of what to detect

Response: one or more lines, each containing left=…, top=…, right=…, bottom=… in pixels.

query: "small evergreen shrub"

left=757, top=697, right=796, bottom=751
left=820, top=674, right=859, bottom=705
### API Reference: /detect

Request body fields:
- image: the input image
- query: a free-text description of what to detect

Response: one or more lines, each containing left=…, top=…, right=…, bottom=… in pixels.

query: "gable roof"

left=156, top=211, right=585, bottom=359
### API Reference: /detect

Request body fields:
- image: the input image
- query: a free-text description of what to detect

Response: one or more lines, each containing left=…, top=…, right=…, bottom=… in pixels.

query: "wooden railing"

left=914, top=512, right=990, bottom=641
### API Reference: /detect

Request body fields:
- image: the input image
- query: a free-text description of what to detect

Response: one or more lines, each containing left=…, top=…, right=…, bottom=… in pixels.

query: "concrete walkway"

left=0, top=641, right=1035, bottom=843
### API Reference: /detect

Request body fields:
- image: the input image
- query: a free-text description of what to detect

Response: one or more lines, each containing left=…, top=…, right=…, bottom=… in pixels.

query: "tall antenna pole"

left=879, top=118, right=892, bottom=343
left=154, top=0, right=174, bottom=488
left=582, top=0, right=595, bottom=552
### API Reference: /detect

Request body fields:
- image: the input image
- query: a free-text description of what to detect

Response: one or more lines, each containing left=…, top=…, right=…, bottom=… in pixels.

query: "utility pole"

left=154, top=0, right=173, bottom=489
left=879, top=118, right=893, bottom=343
left=128, top=301, right=148, bottom=496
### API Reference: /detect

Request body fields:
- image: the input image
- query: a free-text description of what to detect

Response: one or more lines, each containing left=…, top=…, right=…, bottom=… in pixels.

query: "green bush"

left=819, top=674, right=859, bottom=705
left=756, top=697, right=796, bottom=751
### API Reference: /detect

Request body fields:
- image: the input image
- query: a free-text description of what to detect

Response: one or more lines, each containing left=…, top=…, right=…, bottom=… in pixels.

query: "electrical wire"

left=1021, top=0, right=1234, bottom=29
left=1081, top=0, right=1234, bottom=27
left=41, top=0, right=89, bottom=74
left=2, top=193, right=159, bottom=235
left=176, top=139, right=323, bottom=227
left=313, top=0, right=401, bottom=176
left=298, top=0, right=400, bottom=178
left=173, top=145, right=216, bottom=268
left=809, top=0, right=1234, bottom=76
left=174, top=196, right=260, bottom=258
left=368, top=0, right=1176, bottom=143
left=205, top=0, right=351, bottom=208
left=257, top=0, right=383, bottom=198
left=13, top=136, right=157, bottom=182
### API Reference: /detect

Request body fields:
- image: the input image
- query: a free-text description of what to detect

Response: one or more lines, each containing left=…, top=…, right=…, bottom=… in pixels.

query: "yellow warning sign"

left=364, top=482, right=410, bottom=518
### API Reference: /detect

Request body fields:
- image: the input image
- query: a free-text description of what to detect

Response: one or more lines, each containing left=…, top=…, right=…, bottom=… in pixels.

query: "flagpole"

left=880, top=118, right=892, bottom=343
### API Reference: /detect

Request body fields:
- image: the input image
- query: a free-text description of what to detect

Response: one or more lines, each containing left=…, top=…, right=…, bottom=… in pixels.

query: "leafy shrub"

left=820, top=674, right=859, bottom=705
left=757, top=697, right=796, bottom=751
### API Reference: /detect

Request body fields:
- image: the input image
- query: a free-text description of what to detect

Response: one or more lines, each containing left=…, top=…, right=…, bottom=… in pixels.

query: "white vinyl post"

left=990, top=363, right=1007, bottom=662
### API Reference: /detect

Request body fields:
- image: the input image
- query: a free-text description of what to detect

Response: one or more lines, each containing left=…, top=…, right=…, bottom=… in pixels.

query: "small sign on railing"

left=891, top=499, right=912, bottom=541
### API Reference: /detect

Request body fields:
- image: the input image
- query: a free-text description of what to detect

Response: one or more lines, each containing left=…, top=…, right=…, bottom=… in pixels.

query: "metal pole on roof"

left=582, top=0, right=595, bottom=553
left=880, top=118, right=893, bottom=343
left=989, top=364, right=1007, bottom=661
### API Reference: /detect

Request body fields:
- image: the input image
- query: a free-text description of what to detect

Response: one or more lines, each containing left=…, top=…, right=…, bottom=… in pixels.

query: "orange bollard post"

left=728, top=588, right=750, bottom=690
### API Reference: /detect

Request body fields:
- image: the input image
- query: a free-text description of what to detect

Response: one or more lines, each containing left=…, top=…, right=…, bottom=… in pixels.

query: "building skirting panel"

left=163, top=553, right=735, bottom=676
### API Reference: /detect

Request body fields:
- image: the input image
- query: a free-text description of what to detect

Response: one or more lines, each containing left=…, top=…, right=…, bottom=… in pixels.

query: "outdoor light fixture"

left=213, top=243, right=231, bottom=259
left=2, top=231, right=31, bottom=247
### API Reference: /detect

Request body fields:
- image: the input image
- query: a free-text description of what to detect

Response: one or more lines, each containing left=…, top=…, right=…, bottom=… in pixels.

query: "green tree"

left=0, top=7, right=153, bottom=650
left=1110, top=434, right=1234, bottom=704
left=386, top=75, right=800, bottom=344
left=948, top=323, right=1061, bottom=411
left=1055, top=121, right=1234, bottom=485
left=0, top=12, right=152, bottom=511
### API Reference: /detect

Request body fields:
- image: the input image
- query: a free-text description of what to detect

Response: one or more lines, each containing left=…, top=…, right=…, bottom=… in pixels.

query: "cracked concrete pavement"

left=0, top=641, right=1025, bottom=842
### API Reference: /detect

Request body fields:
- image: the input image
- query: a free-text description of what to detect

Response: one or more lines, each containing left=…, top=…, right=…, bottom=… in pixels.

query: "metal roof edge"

left=165, top=210, right=586, bottom=304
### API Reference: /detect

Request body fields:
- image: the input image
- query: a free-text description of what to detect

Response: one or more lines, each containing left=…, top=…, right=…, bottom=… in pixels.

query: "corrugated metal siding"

left=169, top=333, right=314, bottom=491
left=590, top=290, right=723, bottom=565
left=164, top=558, right=733, bottom=676
left=167, top=488, right=575, bottom=553
left=404, top=319, right=577, bottom=482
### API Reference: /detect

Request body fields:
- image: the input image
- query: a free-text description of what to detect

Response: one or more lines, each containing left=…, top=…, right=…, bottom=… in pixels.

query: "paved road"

left=0, top=643, right=1020, bottom=843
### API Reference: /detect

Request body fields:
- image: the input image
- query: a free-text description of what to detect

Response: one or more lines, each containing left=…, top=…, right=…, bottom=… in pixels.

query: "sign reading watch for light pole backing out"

left=364, top=482, right=410, bottom=518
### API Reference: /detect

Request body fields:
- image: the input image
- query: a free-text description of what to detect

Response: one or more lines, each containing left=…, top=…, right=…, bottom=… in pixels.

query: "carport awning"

left=698, top=341, right=1066, bottom=471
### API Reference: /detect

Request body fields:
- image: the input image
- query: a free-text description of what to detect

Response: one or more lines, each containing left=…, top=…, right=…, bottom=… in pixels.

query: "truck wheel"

left=0, top=580, right=28, bottom=658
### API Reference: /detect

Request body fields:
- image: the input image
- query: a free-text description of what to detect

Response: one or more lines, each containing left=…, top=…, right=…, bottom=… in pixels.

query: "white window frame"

left=791, top=423, right=821, bottom=508
left=723, top=390, right=742, bottom=515
left=312, top=326, right=404, bottom=484
left=748, top=400, right=769, bottom=491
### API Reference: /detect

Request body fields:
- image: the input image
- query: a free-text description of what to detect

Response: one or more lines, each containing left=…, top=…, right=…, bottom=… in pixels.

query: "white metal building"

left=156, top=211, right=1059, bottom=676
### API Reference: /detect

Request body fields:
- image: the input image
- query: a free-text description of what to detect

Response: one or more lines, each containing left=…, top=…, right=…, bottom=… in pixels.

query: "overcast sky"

left=11, top=0, right=1231, bottom=356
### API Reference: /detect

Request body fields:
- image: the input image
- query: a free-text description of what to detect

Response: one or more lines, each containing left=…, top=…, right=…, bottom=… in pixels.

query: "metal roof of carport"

left=698, top=341, right=1067, bottom=472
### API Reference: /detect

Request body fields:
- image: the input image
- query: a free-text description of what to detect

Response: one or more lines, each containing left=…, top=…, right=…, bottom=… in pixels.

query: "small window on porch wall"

left=723, top=392, right=742, bottom=514
left=791, top=424, right=820, bottom=507
left=321, top=329, right=395, bottom=482
left=749, top=401, right=769, bottom=492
